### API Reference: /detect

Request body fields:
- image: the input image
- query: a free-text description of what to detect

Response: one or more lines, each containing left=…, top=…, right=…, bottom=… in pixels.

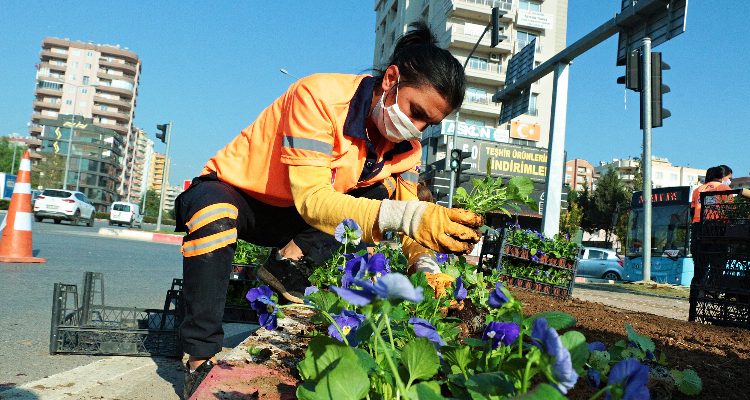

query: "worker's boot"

left=257, top=248, right=312, bottom=304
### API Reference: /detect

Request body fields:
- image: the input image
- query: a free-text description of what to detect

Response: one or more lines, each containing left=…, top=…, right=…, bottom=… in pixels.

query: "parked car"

left=108, top=202, right=143, bottom=228
left=577, top=247, right=624, bottom=280
left=33, top=189, right=96, bottom=226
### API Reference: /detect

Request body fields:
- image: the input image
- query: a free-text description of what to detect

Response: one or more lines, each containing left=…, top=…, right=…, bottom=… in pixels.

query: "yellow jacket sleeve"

left=289, top=165, right=383, bottom=243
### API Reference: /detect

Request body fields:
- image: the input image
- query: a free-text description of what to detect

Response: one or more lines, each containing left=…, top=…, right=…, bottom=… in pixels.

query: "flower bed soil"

left=511, top=288, right=750, bottom=400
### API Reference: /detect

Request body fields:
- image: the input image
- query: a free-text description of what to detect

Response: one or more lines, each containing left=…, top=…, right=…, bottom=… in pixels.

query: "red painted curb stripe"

left=152, top=233, right=183, bottom=245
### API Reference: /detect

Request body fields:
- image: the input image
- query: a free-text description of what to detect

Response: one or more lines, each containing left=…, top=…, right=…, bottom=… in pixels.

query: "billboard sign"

left=516, top=10, right=554, bottom=30
left=2, top=174, right=16, bottom=200
left=441, top=120, right=509, bottom=143
left=510, top=121, right=541, bottom=141
left=448, top=137, right=548, bottom=182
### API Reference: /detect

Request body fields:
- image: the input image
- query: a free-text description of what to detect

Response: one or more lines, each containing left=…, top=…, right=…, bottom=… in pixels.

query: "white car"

left=33, top=189, right=96, bottom=226
left=109, top=201, right=143, bottom=228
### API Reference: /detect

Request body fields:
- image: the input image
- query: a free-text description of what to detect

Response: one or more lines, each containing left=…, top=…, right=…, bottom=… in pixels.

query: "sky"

left=0, top=1, right=748, bottom=186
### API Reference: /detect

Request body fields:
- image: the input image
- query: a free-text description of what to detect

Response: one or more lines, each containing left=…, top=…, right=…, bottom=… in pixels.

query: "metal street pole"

left=641, top=37, right=653, bottom=283
left=10, top=146, right=17, bottom=173
left=62, top=119, right=76, bottom=190
left=540, top=62, right=570, bottom=237
left=75, top=156, right=83, bottom=191
left=448, top=24, right=490, bottom=208
left=156, top=121, right=173, bottom=231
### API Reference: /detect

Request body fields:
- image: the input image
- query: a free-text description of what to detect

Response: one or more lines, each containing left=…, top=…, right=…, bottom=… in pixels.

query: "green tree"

left=559, top=185, right=582, bottom=240
left=143, top=189, right=161, bottom=218
left=591, top=167, right=630, bottom=244
left=31, top=153, right=67, bottom=190
left=0, top=139, right=25, bottom=174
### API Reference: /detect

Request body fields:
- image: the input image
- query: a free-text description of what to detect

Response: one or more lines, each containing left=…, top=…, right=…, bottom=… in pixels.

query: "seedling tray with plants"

left=496, top=227, right=580, bottom=299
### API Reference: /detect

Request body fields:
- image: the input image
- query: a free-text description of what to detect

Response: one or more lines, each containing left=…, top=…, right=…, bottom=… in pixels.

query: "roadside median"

left=98, top=227, right=183, bottom=245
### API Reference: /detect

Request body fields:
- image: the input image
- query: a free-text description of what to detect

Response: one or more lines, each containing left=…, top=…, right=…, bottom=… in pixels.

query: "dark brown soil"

left=510, top=288, right=750, bottom=400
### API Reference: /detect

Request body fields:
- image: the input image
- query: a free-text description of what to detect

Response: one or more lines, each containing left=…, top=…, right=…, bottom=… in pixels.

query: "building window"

left=528, top=94, right=539, bottom=116
left=519, top=0, right=542, bottom=11
left=65, top=99, right=72, bottom=105
left=38, top=81, right=63, bottom=90
left=82, top=76, right=90, bottom=85
left=464, top=118, right=486, bottom=127
left=468, top=56, right=488, bottom=71
left=72, top=61, right=79, bottom=68
left=87, top=51, right=93, bottom=57
left=466, top=87, right=488, bottom=104
left=655, top=171, right=664, bottom=179
left=517, top=31, right=539, bottom=49
left=85, top=63, right=91, bottom=70
left=80, top=88, right=88, bottom=94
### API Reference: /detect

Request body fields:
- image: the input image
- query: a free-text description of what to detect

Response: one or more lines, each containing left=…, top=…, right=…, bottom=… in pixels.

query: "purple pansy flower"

left=246, top=286, right=278, bottom=330
left=531, top=318, right=579, bottom=394
left=587, top=369, right=602, bottom=388
left=342, top=253, right=390, bottom=288
left=366, top=253, right=390, bottom=277
left=482, top=321, right=520, bottom=349
left=409, top=317, right=446, bottom=349
left=304, top=286, right=319, bottom=296
left=607, top=359, right=650, bottom=400
left=531, top=255, right=540, bottom=263
left=334, top=218, right=362, bottom=245
left=454, top=276, right=467, bottom=301
left=328, top=310, right=366, bottom=346
left=588, top=341, right=607, bottom=352
left=435, top=253, right=449, bottom=264
left=331, top=273, right=424, bottom=306
left=488, top=282, right=510, bottom=308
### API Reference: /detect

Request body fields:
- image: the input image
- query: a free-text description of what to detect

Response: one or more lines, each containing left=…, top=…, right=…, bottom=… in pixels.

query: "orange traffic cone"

left=0, top=150, right=46, bottom=263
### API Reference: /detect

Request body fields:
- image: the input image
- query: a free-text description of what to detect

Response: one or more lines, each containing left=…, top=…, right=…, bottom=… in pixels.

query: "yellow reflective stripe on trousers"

left=186, top=203, right=238, bottom=232
left=182, top=228, right=238, bottom=257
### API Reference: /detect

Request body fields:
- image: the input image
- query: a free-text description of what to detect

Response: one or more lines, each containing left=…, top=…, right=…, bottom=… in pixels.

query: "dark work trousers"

left=174, top=174, right=390, bottom=358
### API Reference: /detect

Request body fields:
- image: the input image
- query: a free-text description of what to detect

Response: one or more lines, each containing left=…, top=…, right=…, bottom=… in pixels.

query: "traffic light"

left=450, top=149, right=472, bottom=186
left=616, top=49, right=641, bottom=92
left=156, top=123, right=168, bottom=143
left=650, top=52, right=671, bottom=128
left=490, top=7, right=507, bottom=48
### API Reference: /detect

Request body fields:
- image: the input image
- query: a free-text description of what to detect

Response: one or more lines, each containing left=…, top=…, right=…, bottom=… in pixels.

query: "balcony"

left=92, top=108, right=131, bottom=122
left=449, top=24, right=513, bottom=53
left=464, top=60, right=505, bottom=85
left=452, top=0, right=514, bottom=20
left=97, top=70, right=135, bottom=85
left=460, top=93, right=502, bottom=117
left=516, top=40, right=543, bottom=54
left=35, top=87, right=63, bottom=97
left=40, top=49, right=68, bottom=61
left=94, top=95, right=133, bottom=109
left=40, top=61, right=67, bottom=72
left=33, top=100, right=61, bottom=110
left=98, top=58, right=138, bottom=74
left=97, top=84, right=134, bottom=98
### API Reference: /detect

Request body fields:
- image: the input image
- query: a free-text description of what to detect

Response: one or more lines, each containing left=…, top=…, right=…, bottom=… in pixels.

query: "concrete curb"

left=97, top=227, right=182, bottom=245
left=190, top=309, right=315, bottom=400
left=575, top=276, right=616, bottom=284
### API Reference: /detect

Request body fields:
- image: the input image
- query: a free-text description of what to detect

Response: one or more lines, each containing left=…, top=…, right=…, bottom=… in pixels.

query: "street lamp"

left=61, top=82, right=98, bottom=191
left=279, top=68, right=300, bottom=80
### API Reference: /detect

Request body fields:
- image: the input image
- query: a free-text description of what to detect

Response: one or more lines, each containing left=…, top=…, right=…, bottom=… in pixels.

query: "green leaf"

left=559, top=331, right=588, bottom=374
left=463, top=338, right=486, bottom=348
left=296, top=354, right=369, bottom=400
left=465, top=372, right=516, bottom=399
left=588, top=350, right=611, bottom=375
left=407, top=381, right=444, bottom=400
left=402, top=338, right=440, bottom=384
left=512, top=383, right=566, bottom=400
left=306, top=290, right=339, bottom=314
left=508, top=176, right=535, bottom=198
left=444, top=264, right=461, bottom=279
left=625, top=324, right=655, bottom=353
left=441, top=345, right=474, bottom=375
left=672, top=368, right=702, bottom=396
left=298, top=336, right=358, bottom=383
left=526, top=311, right=577, bottom=330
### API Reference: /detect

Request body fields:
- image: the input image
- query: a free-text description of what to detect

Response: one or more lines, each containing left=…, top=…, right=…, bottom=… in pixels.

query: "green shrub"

left=0, top=200, right=9, bottom=210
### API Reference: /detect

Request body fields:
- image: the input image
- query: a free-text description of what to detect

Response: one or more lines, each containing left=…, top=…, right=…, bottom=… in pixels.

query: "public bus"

left=622, top=186, right=694, bottom=285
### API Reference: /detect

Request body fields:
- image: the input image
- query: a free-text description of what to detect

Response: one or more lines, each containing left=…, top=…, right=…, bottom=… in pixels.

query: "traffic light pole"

left=156, top=121, right=173, bottom=232
left=640, top=37, right=653, bottom=283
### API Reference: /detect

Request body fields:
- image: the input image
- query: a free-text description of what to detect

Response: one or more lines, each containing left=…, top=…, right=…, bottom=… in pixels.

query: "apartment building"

left=374, top=0, right=568, bottom=216
left=123, top=127, right=154, bottom=205
left=148, top=152, right=167, bottom=192
left=565, top=159, right=596, bottom=192
left=595, top=157, right=706, bottom=190
left=30, top=37, right=141, bottom=204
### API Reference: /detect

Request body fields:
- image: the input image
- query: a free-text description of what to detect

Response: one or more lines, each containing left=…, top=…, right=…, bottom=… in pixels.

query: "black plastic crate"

left=690, top=289, right=750, bottom=329
left=697, top=190, right=750, bottom=241
left=49, top=272, right=183, bottom=357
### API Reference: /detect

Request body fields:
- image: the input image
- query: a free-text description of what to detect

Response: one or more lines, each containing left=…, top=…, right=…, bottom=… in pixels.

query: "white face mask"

left=723, top=178, right=732, bottom=186
left=372, top=77, right=423, bottom=142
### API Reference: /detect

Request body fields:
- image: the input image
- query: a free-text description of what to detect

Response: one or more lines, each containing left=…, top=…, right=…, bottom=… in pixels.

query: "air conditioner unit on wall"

left=489, top=53, right=500, bottom=62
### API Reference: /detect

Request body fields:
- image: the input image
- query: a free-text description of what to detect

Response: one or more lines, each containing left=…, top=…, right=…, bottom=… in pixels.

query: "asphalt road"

left=0, top=216, right=183, bottom=389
